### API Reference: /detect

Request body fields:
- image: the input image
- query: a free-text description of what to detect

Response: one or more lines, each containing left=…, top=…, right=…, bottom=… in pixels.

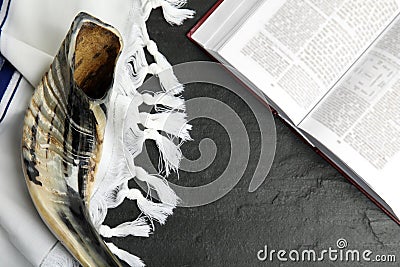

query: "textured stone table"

left=108, top=1, right=400, bottom=266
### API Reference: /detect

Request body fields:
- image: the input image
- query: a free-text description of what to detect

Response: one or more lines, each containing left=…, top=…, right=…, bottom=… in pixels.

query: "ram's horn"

left=22, top=12, right=123, bottom=266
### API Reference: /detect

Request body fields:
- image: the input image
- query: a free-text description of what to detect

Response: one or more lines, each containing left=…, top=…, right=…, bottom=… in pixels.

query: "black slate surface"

left=107, top=1, right=400, bottom=266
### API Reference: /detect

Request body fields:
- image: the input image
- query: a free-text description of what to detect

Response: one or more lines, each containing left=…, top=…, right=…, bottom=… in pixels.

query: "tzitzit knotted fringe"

left=87, top=0, right=194, bottom=266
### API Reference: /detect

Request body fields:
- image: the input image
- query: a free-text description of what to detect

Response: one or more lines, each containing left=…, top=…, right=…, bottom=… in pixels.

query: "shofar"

left=21, top=12, right=123, bottom=267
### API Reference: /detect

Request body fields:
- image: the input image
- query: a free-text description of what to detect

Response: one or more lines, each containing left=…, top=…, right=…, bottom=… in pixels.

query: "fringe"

left=146, top=40, right=185, bottom=95
left=160, top=1, right=195, bottom=26
left=103, top=182, right=130, bottom=209
left=106, top=243, right=145, bottom=267
left=139, top=111, right=192, bottom=140
left=125, top=188, right=175, bottom=224
left=144, top=128, right=182, bottom=176
left=87, top=0, right=194, bottom=266
left=124, top=123, right=145, bottom=159
left=89, top=197, right=108, bottom=229
left=124, top=117, right=186, bottom=176
left=135, top=166, right=180, bottom=206
left=141, top=92, right=186, bottom=111
left=165, top=0, right=188, bottom=8
left=100, top=218, right=151, bottom=238
left=141, top=0, right=195, bottom=25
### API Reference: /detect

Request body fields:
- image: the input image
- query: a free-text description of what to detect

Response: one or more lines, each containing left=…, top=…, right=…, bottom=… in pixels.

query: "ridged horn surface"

left=21, top=12, right=123, bottom=266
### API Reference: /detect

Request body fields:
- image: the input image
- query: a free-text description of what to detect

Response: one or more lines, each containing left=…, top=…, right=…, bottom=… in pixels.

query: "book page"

left=300, top=17, right=400, bottom=216
left=219, top=0, right=400, bottom=125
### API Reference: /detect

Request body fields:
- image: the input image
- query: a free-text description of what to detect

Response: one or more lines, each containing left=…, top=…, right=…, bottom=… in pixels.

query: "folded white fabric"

left=0, top=0, right=194, bottom=266
left=0, top=226, right=33, bottom=267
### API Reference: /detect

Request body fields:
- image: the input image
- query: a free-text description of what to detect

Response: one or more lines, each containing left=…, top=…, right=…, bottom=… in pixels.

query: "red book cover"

left=187, top=0, right=400, bottom=225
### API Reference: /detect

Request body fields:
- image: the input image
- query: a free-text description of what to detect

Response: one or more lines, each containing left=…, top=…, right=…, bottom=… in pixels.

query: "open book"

left=189, top=0, right=400, bottom=222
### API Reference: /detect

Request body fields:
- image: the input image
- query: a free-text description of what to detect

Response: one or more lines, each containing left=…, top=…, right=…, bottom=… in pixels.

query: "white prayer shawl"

left=0, top=0, right=194, bottom=266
